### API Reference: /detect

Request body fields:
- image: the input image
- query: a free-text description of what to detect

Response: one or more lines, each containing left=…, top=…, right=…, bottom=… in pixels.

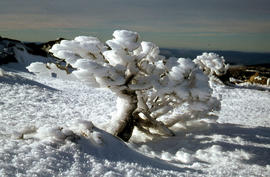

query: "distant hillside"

left=0, top=36, right=62, bottom=65
left=160, top=48, right=270, bottom=66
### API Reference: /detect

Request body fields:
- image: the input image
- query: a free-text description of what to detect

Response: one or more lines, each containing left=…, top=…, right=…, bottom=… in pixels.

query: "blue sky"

left=0, top=0, right=269, bottom=52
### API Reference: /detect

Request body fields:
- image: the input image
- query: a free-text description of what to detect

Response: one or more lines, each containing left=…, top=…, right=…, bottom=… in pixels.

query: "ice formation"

left=27, top=30, right=224, bottom=141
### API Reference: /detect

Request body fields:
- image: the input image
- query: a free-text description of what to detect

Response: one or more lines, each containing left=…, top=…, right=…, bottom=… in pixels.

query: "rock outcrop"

left=218, top=65, right=270, bottom=86
left=0, top=37, right=63, bottom=65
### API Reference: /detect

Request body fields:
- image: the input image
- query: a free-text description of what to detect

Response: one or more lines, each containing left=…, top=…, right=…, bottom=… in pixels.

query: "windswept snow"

left=0, top=64, right=270, bottom=176
left=216, top=85, right=270, bottom=126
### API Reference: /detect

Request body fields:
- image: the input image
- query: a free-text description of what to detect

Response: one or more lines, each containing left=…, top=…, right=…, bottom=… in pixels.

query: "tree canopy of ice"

left=27, top=30, right=222, bottom=141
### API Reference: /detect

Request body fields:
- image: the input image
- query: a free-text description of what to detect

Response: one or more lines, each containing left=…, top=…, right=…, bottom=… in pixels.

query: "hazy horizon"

left=1, top=0, right=270, bottom=53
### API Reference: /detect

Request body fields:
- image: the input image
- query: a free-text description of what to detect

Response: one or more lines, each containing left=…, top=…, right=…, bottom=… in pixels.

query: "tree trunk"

left=113, top=90, right=138, bottom=142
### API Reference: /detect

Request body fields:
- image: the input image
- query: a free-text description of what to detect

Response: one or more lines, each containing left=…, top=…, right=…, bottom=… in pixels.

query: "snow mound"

left=1, top=120, right=184, bottom=176
left=13, top=120, right=103, bottom=146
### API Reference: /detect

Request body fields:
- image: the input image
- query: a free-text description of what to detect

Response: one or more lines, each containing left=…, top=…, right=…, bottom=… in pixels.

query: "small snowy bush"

left=27, top=30, right=223, bottom=142
left=194, top=52, right=229, bottom=77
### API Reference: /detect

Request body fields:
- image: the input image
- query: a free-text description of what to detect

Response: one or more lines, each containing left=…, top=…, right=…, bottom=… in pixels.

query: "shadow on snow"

left=0, top=73, right=58, bottom=91
left=140, top=123, right=270, bottom=167
left=75, top=126, right=200, bottom=174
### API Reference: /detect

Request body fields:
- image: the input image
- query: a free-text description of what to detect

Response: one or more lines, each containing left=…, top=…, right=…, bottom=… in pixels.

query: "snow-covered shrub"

left=194, top=52, right=229, bottom=77
left=27, top=30, right=221, bottom=142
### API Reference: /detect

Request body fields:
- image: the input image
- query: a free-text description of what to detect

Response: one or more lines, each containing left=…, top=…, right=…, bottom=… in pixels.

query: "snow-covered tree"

left=27, top=30, right=221, bottom=142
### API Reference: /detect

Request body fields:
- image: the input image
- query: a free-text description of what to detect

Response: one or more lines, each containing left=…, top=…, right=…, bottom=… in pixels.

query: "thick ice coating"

left=111, top=30, right=140, bottom=51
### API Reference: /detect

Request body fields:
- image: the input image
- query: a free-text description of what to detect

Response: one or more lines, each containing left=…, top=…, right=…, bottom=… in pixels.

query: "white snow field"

left=0, top=63, right=270, bottom=177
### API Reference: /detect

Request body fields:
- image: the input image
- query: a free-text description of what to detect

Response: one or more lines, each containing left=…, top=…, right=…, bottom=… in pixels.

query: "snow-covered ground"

left=0, top=64, right=270, bottom=177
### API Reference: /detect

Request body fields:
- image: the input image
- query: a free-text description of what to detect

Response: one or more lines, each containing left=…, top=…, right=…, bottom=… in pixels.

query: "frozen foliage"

left=28, top=30, right=221, bottom=142
left=194, top=52, right=229, bottom=77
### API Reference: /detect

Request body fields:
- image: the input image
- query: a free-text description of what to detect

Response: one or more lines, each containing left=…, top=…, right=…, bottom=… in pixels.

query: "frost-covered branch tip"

left=27, top=30, right=222, bottom=142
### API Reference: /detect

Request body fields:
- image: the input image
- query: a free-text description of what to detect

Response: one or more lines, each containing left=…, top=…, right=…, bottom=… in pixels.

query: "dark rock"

left=0, top=37, right=23, bottom=65
left=24, top=38, right=64, bottom=57
left=41, top=38, right=64, bottom=53
left=0, top=50, right=18, bottom=65
left=0, top=37, right=64, bottom=65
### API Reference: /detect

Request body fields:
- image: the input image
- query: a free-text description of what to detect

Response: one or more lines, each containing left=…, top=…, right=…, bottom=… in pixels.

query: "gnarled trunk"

left=111, top=89, right=175, bottom=141
left=111, top=90, right=138, bottom=142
